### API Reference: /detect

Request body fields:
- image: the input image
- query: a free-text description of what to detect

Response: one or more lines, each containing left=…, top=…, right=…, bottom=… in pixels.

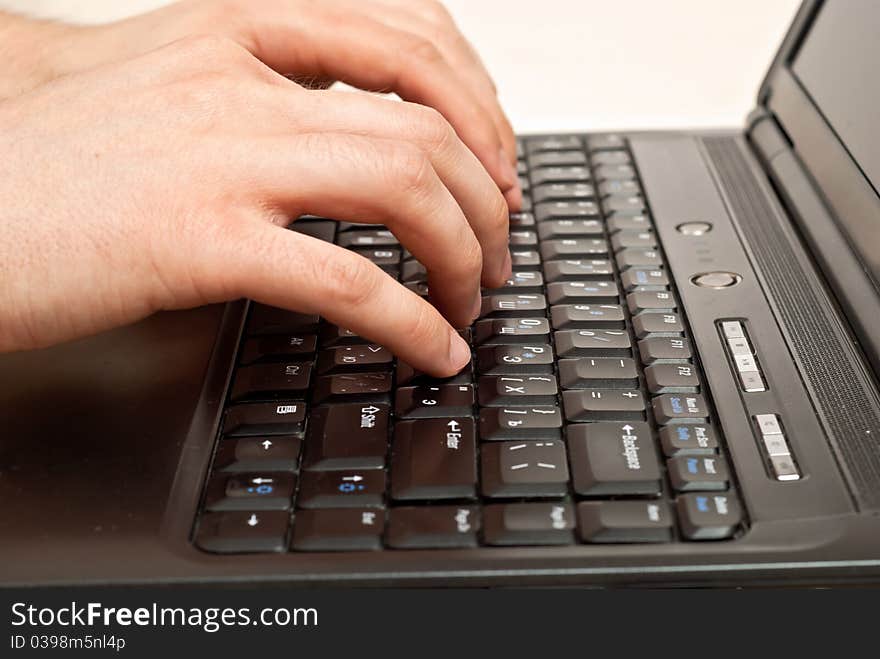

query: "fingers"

left=221, top=132, right=484, bottom=328
left=282, top=90, right=511, bottom=287
left=218, top=223, right=472, bottom=377
left=238, top=3, right=520, bottom=203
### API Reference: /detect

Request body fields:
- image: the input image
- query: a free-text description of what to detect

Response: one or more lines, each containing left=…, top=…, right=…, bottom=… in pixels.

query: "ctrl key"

left=677, top=493, right=743, bottom=540
left=195, top=511, right=289, bottom=554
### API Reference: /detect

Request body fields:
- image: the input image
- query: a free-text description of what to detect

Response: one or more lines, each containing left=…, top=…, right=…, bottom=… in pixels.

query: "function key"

left=562, top=389, right=645, bottom=422
left=391, top=418, right=478, bottom=501
left=540, top=237, right=608, bottom=258
left=577, top=501, right=673, bottom=543
left=594, top=164, right=636, bottom=181
left=230, top=362, right=312, bottom=401
left=312, top=372, right=393, bottom=404
left=386, top=506, right=481, bottom=549
left=616, top=248, right=664, bottom=270
left=296, top=470, right=385, bottom=509
left=567, top=422, right=661, bottom=496
left=543, top=259, right=613, bottom=282
left=482, top=503, right=576, bottom=546
left=481, top=440, right=570, bottom=498
left=530, top=166, right=591, bottom=185
left=532, top=183, right=595, bottom=204
left=526, top=135, right=583, bottom=153
left=196, top=511, right=289, bottom=554
left=214, top=436, right=302, bottom=472
left=395, top=384, right=475, bottom=418
left=591, top=151, right=631, bottom=166
left=638, top=336, right=692, bottom=364
left=474, top=317, right=550, bottom=344
left=598, top=179, right=641, bottom=198
left=550, top=303, right=625, bottom=329
left=527, top=151, right=588, bottom=168
left=586, top=134, right=626, bottom=152
left=205, top=472, right=296, bottom=512
left=480, top=294, right=547, bottom=317
left=607, top=214, right=652, bottom=233
left=239, top=334, right=317, bottom=365
left=659, top=424, right=718, bottom=457
left=478, top=374, right=558, bottom=406
left=632, top=311, right=683, bottom=337
left=554, top=329, right=631, bottom=358
left=290, top=508, right=385, bottom=551
left=605, top=196, right=647, bottom=215
left=302, top=403, right=389, bottom=471
left=557, top=357, right=639, bottom=390
left=476, top=344, right=554, bottom=374
left=627, top=290, right=677, bottom=314
left=224, top=402, right=307, bottom=437
left=621, top=268, right=669, bottom=292
left=677, top=493, right=742, bottom=540
left=652, top=393, right=709, bottom=424
left=479, top=406, right=563, bottom=440
left=535, top=201, right=600, bottom=222
left=546, top=280, right=619, bottom=305
left=611, top=231, right=657, bottom=251
left=645, top=363, right=700, bottom=394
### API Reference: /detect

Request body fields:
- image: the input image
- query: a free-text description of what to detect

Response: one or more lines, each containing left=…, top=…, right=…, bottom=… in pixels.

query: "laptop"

left=1, top=0, right=878, bottom=588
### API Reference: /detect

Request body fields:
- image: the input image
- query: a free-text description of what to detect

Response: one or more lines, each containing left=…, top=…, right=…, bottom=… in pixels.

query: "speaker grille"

left=702, top=136, right=880, bottom=510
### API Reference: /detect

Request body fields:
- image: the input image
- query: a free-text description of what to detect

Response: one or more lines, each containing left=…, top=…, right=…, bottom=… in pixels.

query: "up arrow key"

left=621, top=425, right=634, bottom=433
left=261, top=439, right=273, bottom=450
left=247, top=514, right=259, bottom=527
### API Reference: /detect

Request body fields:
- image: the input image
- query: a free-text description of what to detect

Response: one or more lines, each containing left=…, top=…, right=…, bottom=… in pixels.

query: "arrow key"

left=296, top=470, right=385, bottom=509
left=214, top=436, right=302, bottom=472
left=205, top=472, right=296, bottom=512
left=196, top=511, right=290, bottom=553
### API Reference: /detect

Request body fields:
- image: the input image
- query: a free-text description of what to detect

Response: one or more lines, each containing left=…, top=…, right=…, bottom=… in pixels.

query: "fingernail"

left=501, top=249, right=513, bottom=281
left=498, top=148, right=518, bottom=190
left=448, top=329, right=472, bottom=371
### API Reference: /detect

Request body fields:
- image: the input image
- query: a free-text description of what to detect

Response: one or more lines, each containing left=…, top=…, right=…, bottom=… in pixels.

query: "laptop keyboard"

left=194, top=134, right=746, bottom=554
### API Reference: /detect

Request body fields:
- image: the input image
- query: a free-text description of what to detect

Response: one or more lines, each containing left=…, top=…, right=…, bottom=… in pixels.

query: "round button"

left=691, top=271, right=741, bottom=288
left=677, top=222, right=713, bottom=236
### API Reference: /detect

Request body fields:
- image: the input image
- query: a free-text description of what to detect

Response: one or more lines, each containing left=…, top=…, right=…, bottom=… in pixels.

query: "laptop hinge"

left=745, top=109, right=880, bottom=379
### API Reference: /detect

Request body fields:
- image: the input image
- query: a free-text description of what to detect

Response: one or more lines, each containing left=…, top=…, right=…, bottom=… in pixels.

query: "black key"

left=478, top=374, right=558, bottom=406
left=386, top=506, right=480, bottom=549
left=521, top=195, right=533, bottom=212
left=205, top=473, right=296, bottom=511
left=480, top=294, right=547, bottom=317
left=296, top=470, right=385, bottom=509
left=316, top=344, right=393, bottom=374
left=215, top=436, right=302, bottom=472
left=477, top=344, right=554, bottom=374
left=550, top=304, right=625, bottom=329
left=621, top=268, right=669, bottom=292
left=535, top=200, right=600, bottom=222
left=605, top=196, right=646, bottom=214
left=592, top=150, right=631, bottom=166
left=616, top=248, right=663, bottom=269
left=474, top=317, right=550, bottom=344
left=598, top=179, right=641, bottom=197
left=543, top=259, right=613, bottom=281
left=562, top=389, right=645, bottom=422
left=554, top=329, right=631, bottom=358
left=401, top=260, right=427, bottom=282
left=530, top=166, right=591, bottom=185
left=336, top=229, right=398, bottom=249
left=586, top=134, right=626, bottom=152
left=196, top=511, right=289, bottom=553
left=483, top=503, right=575, bottom=546
left=356, top=247, right=400, bottom=270
left=395, top=384, right=475, bottom=418
left=510, top=249, right=542, bottom=269
left=594, top=164, right=636, bottom=181
left=224, top=402, right=307, bottom=437
left=239, top=334, right=317, bottom=365
left=519, top=175, right=530, bottom=192
left=645, top=363, right=700, bottom=394
left=537, top=219, right=604, bottom=240
left=230, top=362, right=312, bottom=401
left=660, top=424, right=718, bottom=457
left=632, top=311, right=683, bottom=337
left=508, top=230, right=538, bottom=247
left=517, top=160, right=528, bottom=175
left=493, top=270, right=544, bottom=293
left=404, top=281, right=429, bottom=298
left=479, top=406, right=563, bottom=440
left=607, top=214, right=652, bottom=233
left=302, top=403, right=389, bottom=471
left=312, top=372, right=392, bottom=404
left=652, top=393, right=710, bottom=424
left=391, top=418, right=477, bottom=500
left=481, top=440, right=569, bottom=498
left=627, top=290, right=677, bottom=314
left=291, top=219, right=336, bottom=243
left=290, top=508, right=385, bottom=551
left=526, top=135, right=583, bottom=153
left=638, top=336, right=692, bottom=364
left=509, top=212, right=536, bottom=228
left=532, top=183, right=595, bottom=204
left=677, top=493, right=742, bottom=540
left=540, top=238, right=608, bottom=260
left=247, top=304, right=320, bottom=335
left=336, top=221, right=372, bottom=232
left=546, top=280, right=618, bottom=305
left=567, top=422, right=661, bottom=496
left=319, top=325, right=365, bottom=347
left=528, top=151, right=587, bottom=168
left=557, top=357, right=639, bottom=389
left=395, top=362, right=473, bottom=387
left=668, top=455, right=729, bottom=492
left=611, top=231, right=656, bottom=251
left=577, top=501, right=673, bottom=543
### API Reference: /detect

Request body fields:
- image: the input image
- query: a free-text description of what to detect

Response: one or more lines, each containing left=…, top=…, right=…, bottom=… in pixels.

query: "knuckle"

left=401, top=34, right=444, bottom=66
left=386, top=144, right=435, bottom=199
left=172, top=34, right=251, bottom=71
left=410, top=105, right=454, bottom=151
left=316, top=251, right=383, bottom=310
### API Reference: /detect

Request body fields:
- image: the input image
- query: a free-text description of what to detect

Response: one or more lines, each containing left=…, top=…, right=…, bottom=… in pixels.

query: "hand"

left=10, top=0, right=521, bottom=208
left=0, top=37, right=512, bottom=376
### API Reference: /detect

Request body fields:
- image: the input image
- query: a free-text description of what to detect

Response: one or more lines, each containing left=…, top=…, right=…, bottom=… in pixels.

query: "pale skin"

left=0, top=0, right=520, bottom=376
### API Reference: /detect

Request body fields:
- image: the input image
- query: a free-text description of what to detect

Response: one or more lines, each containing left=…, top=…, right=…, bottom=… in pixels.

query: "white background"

left=0, top=0, right=800, bottom=132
